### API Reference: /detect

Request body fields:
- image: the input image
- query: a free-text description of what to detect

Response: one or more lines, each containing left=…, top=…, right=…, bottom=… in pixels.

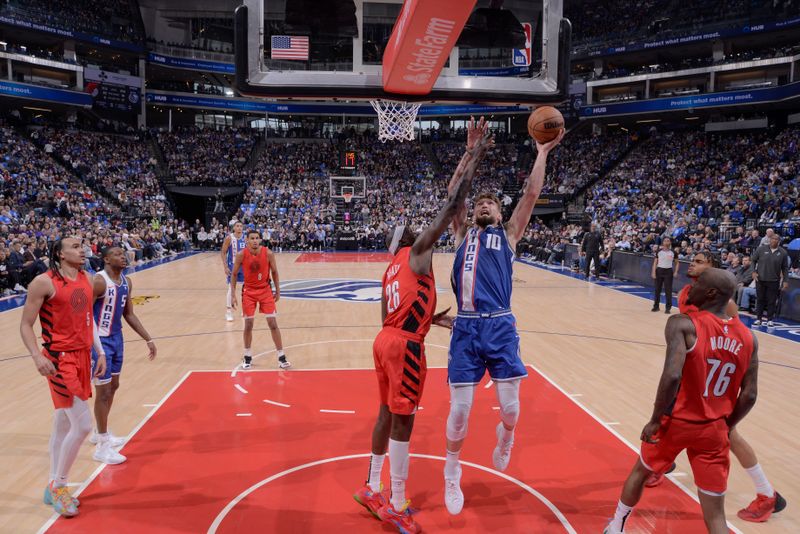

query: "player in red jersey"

left=19, top=236, right=108, bottom=517
left=606, top=268, right=759, bottom=534
left=230, top=229, right=288, bottom=370
left=353, top=122, right=492, bottom=534
left=648, top=251, right=785, bottom=522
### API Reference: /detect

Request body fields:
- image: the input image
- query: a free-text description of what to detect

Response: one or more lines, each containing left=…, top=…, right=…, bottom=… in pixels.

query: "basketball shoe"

left=278, top=355, right=291, bottom=369
left=225, top=309, right=234, bottom=322
left=377, top=500, right=421, bottom=534
left=242, top=355, right=252, bottom=369
left=44, top=483, right=79, bottom=508
left=89, top=430, right=126, bottom=448
left=93, top=440, right=127, bottom=464
left=492, top=422, right=514, bottom=472
left=737, top=491, right=787, bottom=522
left=353, top=484, right=387, bottom=519
left=48, top=483, right=79, bottom=517
left=444, top=464, right=464, bottom=515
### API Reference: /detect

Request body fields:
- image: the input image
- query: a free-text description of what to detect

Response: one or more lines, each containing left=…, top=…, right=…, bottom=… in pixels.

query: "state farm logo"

left=404, top=18, right=456, bottom=78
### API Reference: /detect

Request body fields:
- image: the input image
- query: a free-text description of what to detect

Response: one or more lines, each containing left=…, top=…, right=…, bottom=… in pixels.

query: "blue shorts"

left=91, top=332, right=124, bottom=385
left=226, top=270, right=245, bottom=284
left=448, top=313, right=528, bottom=385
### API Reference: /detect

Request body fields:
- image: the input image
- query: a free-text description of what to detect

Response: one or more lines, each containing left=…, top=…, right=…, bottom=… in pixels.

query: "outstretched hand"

left=466, top=116, right=490, bottom=151
left=471, top=128, right=495, bottom=158
left=535, top=128, right=565, bottom=154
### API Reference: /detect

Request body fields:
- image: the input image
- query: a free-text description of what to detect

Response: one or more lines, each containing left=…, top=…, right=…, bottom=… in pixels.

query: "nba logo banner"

left=512, top=22, right=532, bottom=67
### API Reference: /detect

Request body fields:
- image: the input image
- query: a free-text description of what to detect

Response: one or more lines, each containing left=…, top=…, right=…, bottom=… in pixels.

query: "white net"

left=370, top=100, right=422, bottom=143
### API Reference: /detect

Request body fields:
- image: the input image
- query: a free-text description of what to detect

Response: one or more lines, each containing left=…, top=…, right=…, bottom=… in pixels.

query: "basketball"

left=528, top=106, right=564, bottom=143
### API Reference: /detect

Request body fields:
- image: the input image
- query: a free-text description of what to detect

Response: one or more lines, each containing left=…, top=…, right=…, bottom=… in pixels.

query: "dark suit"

left=580, top=230, right=603, bottom=277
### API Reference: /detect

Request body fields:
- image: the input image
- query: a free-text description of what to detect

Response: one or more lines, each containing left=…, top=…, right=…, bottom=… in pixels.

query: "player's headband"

left=388, top=225, right=405, bottom=255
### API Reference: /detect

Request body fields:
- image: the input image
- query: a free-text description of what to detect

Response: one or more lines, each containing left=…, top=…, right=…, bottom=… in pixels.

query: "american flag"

left=271, top=35, right=309, bottom=60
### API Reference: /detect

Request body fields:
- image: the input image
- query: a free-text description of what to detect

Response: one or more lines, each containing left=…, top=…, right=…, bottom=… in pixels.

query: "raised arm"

left=449, top=116, right=491, bottom=245
left=268, top=249, right=280, bottom=302
left=410, top=131, right=492, bottom=276
left=122, top=278, right=157, bottom=360
left=505, top=129, right=564, bottom=250
left=727, top=332, right=759, bottom=429
left=642, top=314, right=694, bottom=443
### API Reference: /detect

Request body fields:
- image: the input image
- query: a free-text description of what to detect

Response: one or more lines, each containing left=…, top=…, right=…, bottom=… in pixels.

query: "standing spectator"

left=651, top=237, right=678, bottom=313
left=580, top=222, right=603, bottom=278
left=751, top=233, right=790, bottom=327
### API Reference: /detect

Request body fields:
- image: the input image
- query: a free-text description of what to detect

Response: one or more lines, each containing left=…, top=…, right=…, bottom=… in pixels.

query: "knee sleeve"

left=446, top=384, right=475, bottom=442
left=65, top=398, right=93, bottom=437
left=496, top=380, right=521, bottom=428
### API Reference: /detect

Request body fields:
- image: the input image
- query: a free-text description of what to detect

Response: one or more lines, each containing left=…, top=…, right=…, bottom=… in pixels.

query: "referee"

left=651, top=237, right=678, bottom=313
left=751, top=232, right=790, bottom=327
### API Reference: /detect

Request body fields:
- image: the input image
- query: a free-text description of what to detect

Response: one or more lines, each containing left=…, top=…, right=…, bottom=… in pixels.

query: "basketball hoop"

left=370, top=100, right=421, bottom=143
left=342, top=192, right=353, bottom=204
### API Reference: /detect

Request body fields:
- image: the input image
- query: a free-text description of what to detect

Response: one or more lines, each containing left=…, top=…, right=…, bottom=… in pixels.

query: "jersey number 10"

left=385, top=281, right=400, bottom=313
left=703, top=358, right=736, bottom=397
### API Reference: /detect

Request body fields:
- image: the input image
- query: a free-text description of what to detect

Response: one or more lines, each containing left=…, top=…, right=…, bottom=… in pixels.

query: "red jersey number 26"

left=385, top=281, right=400, bottom=314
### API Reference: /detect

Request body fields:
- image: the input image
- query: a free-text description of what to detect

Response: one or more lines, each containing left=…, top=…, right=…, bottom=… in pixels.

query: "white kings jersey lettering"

left=228, top=233, right=246, bottom=263
left=709, top=335, right=744, bottom=355
left=460, top=230, right=481, bottom=312
left=98, top=284, right=117, bottom=335
left=95, top=270, right=128, bottom=337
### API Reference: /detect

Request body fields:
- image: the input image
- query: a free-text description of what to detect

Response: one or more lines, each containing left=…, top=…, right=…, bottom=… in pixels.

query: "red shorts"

left=373, top=328, right=427, bottom=415
left=641, top=416, right=731, bottom=494
left=242, top=286, right=276, bottom=318
left=43, top=348, right=92, bottom=409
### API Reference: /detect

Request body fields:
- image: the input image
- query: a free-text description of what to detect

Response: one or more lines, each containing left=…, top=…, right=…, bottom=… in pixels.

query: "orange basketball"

left=528, top=106, right=564, bottom=143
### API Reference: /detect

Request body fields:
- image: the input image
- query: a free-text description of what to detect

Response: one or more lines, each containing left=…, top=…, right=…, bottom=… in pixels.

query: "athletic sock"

left=388, top=439, right=409, bottom=510
left=367, top=453, right=385, bottom=492
left=444, top=449, right=460, bottom=479
left=277, top=350, right=285, bottom=358
left=244, top=348, right=252, bottom=357
left=745, top=463, right=774, bottom=497
left=609, top=500, right=633, bottom=532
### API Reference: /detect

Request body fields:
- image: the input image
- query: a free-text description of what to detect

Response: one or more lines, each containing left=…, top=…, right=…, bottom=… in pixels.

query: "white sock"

left=49, top=410, right=70, bottom=484
left=388, top=439, right=409, bottom=510
left=367, top=453, right=385, bottom=492
left=244, top=348, right=252, bottom=357
left=277, top=350, right=285, bottom=358
left=609, top=500, right=633, bottom=532
left=745, top=464, right=774, bottom=497
left=226, top=286, right=232, bottom=308
left=444, top=449, right=460, bottom=479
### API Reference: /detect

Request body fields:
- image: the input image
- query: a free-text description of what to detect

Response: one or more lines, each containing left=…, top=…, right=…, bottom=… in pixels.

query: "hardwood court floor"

left=0, top=252, right=796, bottom=533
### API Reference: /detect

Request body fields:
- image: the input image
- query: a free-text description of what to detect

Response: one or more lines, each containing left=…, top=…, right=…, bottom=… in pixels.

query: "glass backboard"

left=235, top=0, right=570, bottom=105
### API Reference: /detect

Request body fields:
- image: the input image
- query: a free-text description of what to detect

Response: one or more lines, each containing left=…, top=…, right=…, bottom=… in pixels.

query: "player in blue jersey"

left=90, top=246, right=157, bottom=464
left=442, top=117, right=564, bottom=515
left=221, top=221, right=247, bottom=321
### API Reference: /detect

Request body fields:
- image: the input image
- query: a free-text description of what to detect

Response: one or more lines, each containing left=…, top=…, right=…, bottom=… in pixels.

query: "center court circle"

left=208, top=453, right=576, bottom=533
